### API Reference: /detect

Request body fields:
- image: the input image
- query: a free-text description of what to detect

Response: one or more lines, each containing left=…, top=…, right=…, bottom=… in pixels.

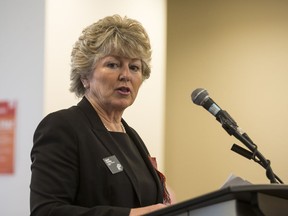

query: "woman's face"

left=85, top=55, right=143, bottom=113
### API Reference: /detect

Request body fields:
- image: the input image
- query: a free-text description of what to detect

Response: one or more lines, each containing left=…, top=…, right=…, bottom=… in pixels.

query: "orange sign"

left=0, top=101, right=16, bottom=174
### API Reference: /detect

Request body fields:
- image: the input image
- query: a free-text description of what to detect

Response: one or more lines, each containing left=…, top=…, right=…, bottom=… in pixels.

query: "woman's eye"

left=107, top=63, right=119, bottom=69
left=130, top=65, right=140, bottom=72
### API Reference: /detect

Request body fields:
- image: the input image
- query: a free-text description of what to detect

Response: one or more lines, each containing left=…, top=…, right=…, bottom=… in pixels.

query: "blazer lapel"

left=122, top=120, right=164, bottom=203
left=77, top=97, right=145, bottom=205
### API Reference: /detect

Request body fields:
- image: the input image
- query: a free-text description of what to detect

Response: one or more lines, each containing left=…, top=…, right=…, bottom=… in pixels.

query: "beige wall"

left=166, top=0, right=288, bottom=202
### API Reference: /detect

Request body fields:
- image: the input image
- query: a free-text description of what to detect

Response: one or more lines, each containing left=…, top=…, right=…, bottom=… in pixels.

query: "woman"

left=30, top=15, right=170, bottom=216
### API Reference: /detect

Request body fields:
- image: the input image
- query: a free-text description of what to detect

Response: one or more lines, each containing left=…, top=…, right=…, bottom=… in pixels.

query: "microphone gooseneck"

left=191, top=88, right=283, bottom=184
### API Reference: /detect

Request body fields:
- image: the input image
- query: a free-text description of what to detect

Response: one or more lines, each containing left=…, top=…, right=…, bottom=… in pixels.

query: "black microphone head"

left=191, top=88, right=209, bottom=105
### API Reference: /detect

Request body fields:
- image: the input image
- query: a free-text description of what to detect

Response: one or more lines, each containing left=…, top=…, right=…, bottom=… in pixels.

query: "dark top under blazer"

left=30, top=97, right=164, bottom=216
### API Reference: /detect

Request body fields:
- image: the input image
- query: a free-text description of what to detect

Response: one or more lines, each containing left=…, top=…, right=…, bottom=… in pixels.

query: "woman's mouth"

left=116, top=87, right=131, bottom=95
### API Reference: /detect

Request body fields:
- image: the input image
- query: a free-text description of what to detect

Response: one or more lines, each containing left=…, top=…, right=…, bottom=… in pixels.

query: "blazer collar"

left=76, top=97, right=163, bottom=204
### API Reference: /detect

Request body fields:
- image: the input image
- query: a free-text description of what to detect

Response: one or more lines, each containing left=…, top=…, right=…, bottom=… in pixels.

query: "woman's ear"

left=81, top=78, right=90, bottom=89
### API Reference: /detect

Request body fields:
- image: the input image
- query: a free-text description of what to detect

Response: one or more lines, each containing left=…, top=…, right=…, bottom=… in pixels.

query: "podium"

left=146, top=184, right=288, bottom=216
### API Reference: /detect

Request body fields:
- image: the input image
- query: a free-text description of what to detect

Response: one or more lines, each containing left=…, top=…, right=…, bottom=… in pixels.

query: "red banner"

left=0, top=101, right=16, bottom=174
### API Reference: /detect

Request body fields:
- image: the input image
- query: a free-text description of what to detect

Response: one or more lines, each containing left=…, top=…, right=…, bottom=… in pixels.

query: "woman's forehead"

left=102, top=54, right=141, bottom=61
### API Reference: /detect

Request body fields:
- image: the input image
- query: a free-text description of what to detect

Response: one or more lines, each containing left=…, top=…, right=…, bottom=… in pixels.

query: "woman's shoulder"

left=42, top=97, right=89, bottom=120
left=43, top=105, right=79, bottom=120
left=35, top=105, right=85, bottom=130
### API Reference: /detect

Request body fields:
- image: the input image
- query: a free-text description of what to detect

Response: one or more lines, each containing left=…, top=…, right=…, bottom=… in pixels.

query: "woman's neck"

left=86, top=95, right=125, bottom=132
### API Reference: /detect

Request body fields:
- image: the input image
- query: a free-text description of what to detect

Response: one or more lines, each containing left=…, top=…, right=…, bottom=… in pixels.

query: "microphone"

left=191, top=88, right=240, bottom=136
left=191, top=88, right=283, bottom=184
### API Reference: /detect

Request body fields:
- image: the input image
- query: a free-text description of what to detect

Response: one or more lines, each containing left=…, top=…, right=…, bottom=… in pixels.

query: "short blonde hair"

left=70, top=15, right=152, bottom=97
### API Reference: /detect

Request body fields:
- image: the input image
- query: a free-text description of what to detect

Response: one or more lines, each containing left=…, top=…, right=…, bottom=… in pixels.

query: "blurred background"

left=166, top=0, right=288, bottom=201
left=1, top=0, right=288, bottom=215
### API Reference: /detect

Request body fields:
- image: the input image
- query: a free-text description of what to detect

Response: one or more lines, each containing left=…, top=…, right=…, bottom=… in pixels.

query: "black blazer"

left=30, top=97, right=163, bottom=216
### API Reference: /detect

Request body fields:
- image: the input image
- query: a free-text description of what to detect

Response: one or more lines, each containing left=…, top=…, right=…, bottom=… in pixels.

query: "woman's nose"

left=119, top=64, right=131, bottom=81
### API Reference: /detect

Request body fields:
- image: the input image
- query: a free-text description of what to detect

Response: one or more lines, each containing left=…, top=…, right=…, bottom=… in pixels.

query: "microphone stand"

left=217, top=111, right=283, bottom=184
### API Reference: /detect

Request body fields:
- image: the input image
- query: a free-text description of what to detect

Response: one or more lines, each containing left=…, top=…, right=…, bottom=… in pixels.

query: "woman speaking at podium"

left=30, top=15, right=171, bottom=216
